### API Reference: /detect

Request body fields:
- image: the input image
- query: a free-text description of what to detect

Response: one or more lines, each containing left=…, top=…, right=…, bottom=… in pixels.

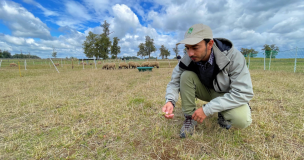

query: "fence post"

left=25, top=60, right=27, bottom=70
left=248, top=53, right=251, bottom=70
left=294, top=47, right=298, bottom=73
left=264, top=50, right=266, bottom=71
left=94, top=57, right=97, bottom=69
left=0, top=60, right=2, bottom=68
left=82, top=59, right=84, bottom=69
left=50, top=58, right=60, bottom=73
left=269, top=51, right=273, bottom=70
left=18, top=61, right=22, bottom=77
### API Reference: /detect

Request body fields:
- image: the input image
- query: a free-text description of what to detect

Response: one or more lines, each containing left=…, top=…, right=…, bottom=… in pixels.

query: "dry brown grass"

left=0, top=66, right=303, bottom=159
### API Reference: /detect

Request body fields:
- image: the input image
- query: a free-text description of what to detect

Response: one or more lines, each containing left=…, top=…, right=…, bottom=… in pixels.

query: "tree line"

left=0, top=50, right=40, bottom=59
left=240, top=44, right=279, bottom=58
left=137, top=36, right=183, bottom=59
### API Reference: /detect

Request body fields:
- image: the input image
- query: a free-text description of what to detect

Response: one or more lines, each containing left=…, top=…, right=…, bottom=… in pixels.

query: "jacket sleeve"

left=203, top=49, right=254, bottom=116
left=165, top=64, right=185, bottom=106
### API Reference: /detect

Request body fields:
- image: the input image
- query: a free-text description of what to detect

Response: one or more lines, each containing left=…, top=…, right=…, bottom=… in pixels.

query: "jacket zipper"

left=215, top=61, right=230, bottom=92
left=215, top=77, right=222, bottom=92
left=222, top=61, right=230, bottom=71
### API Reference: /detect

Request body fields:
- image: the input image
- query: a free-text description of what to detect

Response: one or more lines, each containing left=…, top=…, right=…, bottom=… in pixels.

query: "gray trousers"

left=180, top=71, right=252, bottom=129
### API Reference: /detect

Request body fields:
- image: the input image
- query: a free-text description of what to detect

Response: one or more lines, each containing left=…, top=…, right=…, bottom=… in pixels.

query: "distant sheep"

left=128, top=61, right=137, bottom=69
left=149, top=61, right=159, bottom=68
left=10, top=63, right=18, bottom=67
left=55, top=63, right=60, bottom=66
left=118, top=62, right=128, bottom=69
left=141, top=61, right=150, bottom=67
left=89, top=63, right=93, bottom=65
left=102, top=63, right=108, bottom=69
left=107, top=63, right=116, bottom=70
left=80, top=62, right=87, bottom=65
left=98, top=61, right=102, bottom=64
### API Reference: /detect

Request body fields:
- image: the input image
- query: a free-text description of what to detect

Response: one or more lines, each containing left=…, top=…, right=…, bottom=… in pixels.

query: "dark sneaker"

left=180, top=115, right=197, bottom=138
left=218, top=112, right=231, bottom=130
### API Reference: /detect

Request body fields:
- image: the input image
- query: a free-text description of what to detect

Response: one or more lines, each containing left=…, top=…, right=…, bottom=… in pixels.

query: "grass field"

left=0, top=60, right=303, bottom=159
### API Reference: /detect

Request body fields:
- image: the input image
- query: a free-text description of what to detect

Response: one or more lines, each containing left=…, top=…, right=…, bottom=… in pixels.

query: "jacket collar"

left=212, top=38, right=233, bottom=70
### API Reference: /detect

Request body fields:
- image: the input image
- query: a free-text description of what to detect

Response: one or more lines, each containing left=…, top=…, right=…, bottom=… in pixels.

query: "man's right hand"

left=162, top=102, right=174, bottom=119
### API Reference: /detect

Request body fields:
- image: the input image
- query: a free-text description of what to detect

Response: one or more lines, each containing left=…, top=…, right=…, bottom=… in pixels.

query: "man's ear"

left=208, top=40, right=214, bottom=50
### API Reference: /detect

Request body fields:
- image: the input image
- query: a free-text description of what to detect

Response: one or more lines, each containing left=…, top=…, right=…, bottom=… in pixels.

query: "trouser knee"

left=180, top=71, right=197, bottom=85
left=230, top=114, right=252, bottom=129
left=221, top=104, right=252, bottom=129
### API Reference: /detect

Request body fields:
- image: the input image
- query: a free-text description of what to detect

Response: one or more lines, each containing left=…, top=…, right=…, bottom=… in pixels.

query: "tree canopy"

left=97, top=34, right=112, bottom=59
left=82, top=21, right=115, bottom=59
left=262, top=44, right=279, bottom=58
left=240, top=48, right=258, bottom=58
left=159, top=45, right=170, bottom=59
left=52, top=46, right=57, bottom=58
left=120, top=56, right=140, bottom=60
left=173, top=45, right=179, bottom=58
left=12, top=53, right=40, bottom=59
left=110, top=37, right=121, bottom=59
left=0, top=49, right=40, bottom=58
left=145, top=36, right=157, bottom=59
left=137, top=43, right=146, bottom=59
left=137, top=36, right=157, bottom=59
left=1, top=50, right=12, bottom=58
left=101, top=20, right=111, bottom=36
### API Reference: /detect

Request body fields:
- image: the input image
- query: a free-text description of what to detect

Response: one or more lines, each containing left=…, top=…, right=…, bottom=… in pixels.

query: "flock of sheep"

left=101, top=61, right=160, bottom=70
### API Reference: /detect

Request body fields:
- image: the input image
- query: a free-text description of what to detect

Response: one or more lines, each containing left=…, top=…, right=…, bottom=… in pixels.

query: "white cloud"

left=65, top=1, right=91, bottom=20
left=110, top=4, right=140, bottom=39
left=54, top=1, right=92, bottom=29
left=83, top=0, right=110, bottom=15
left=22, top=0, right=58, bottom=16
left=0, top=41, right=13, bottom=51
left=0, top=0, right=52, bottom=39
left=147, top=1, right=208, bottom=31
left=2, top=35, right=26, bottom=45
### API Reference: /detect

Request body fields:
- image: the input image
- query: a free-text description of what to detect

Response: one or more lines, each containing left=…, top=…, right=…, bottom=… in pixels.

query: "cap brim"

left=176, top=38, right=204, bottom=46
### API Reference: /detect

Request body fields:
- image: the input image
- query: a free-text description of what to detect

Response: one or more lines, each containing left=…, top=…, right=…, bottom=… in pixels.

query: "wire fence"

left=245, top=47, right=304, bottom=73
left=0, top=48, right=303, bottom=73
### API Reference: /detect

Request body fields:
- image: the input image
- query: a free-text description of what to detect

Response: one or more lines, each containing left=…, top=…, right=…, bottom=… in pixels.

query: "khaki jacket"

left=165, top=38, right=254, bottom=116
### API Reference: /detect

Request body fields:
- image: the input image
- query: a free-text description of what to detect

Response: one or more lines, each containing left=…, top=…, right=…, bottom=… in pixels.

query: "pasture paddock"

left=0, top=60, right=303, bottom=159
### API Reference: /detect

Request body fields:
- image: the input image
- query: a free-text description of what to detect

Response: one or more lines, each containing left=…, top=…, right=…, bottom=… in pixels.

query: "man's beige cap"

left=177, top=24, right=213, bottom=45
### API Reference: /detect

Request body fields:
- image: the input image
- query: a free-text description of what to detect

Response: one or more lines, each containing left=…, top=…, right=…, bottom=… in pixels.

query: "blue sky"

left=0, top=0, right=304, bottom=59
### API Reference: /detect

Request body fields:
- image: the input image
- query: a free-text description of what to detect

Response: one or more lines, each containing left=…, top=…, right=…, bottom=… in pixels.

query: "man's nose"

left=188, top=49, right=194, bottom=57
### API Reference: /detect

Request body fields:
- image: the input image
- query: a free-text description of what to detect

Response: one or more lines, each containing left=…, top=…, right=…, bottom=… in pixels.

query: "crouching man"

left=162, top=24, right=253, bottom=138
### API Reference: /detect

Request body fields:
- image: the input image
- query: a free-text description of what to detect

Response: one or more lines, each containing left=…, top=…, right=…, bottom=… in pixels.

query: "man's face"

left=185, top=40, right=212, bottom=62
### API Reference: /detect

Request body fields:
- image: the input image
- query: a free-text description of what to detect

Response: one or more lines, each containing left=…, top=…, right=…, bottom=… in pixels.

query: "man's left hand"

left=192, top=107, right=207, bottom=123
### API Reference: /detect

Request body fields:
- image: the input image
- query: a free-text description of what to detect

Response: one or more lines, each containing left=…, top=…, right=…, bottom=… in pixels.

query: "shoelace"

left=184, top=115, right=193, bottom=129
